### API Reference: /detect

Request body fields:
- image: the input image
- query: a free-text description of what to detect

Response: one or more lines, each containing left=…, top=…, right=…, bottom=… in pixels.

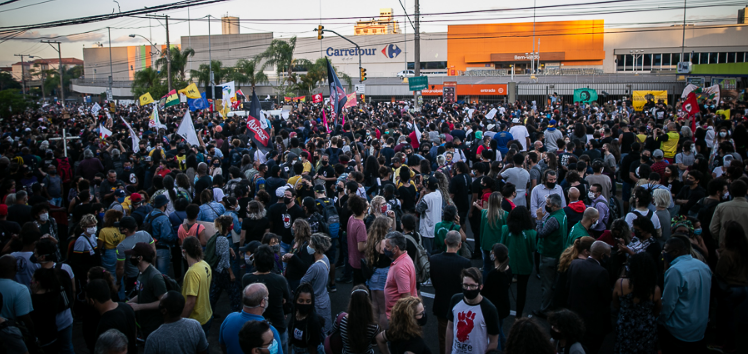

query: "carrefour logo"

left=325, top=44, right=401, bottom=58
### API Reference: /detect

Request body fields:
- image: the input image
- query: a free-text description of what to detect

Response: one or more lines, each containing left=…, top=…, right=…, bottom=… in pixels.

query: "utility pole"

left=108, top=27, right=113, bottom=101
left=41, top=40, right=65, bottom=106
left=680, top=0, right=687, bottom=63
left=413, top=0, right=421, bottom=111
left=208, top=15, right=214, bottom=102
left=13, top=54, right=34, bottom=99
left=147, top=14, right=172, bottom=92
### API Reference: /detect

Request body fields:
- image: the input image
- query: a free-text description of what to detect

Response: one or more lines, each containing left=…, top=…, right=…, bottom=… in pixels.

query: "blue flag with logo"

left=326, top=58, right=347, bottom=119
left=188, top=92, right=209, bottom=111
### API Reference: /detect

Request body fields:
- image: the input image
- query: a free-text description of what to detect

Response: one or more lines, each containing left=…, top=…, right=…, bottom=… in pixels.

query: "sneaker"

left=421, top=279, right=432, bottom=287
left=328, top=284, right=337, bottom=293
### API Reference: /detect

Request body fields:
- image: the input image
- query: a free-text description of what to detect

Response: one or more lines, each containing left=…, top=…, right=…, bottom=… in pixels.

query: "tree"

left=0, top=89, right=36, bottom=118
left=131, top=67, right=167, bottom=99
left=229, top=58, right=269, bottom=92
left=189, top=60, right=229, bottom=87
left=42, top=65, right=83, bottom=99
left=256, top=36, right=312, bottom=86
left=0, top=72, right=21, bottom=91
left=155, top=47, right=195, bottom=81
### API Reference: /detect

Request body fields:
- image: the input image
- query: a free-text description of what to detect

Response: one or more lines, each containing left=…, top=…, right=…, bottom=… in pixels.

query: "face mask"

left=545, top=182, right=556, bottom=189
left=462, top=287, right=481, bottom=301
left=723, top=192, right=730, bottom=200
left=271, top=244, right=281, bottom=253
left=490, top=253, right=495, bottom=262
left=416, top=312, right=428, bottom=326
left=30, top=254, right=39, bottom=263
left=245, top=254, right=253, bottom=265
left=663, top=252, right=674, bottom=266
left=129, top=257, right=140, bottom=266
left=321, top=160, right=329, bottom=166
left=306, top=245, right=316, bottom=255
left=719, top=132, right=727, bottom=137
left=693, top=228, right=702, bottom=235
left=550, top=329, right=564, bottom=340
left=124, top=166, right=132, bottom=171
left=98, top=212, right=105, bottom=219
left=118, top=197, right=125, bottom=203
left=283, top=197, right=292, bottom=205
left=383, top=248, right=394, bottom=259
left=591, top=220, right=599, bottom=228
left=39, top=212, right=49, bottom=222
left=86, top=226, right=97, bottom=235
left=588, top=191, right=596, bottom=200
left=296, top=303, right=313, bottom=315
left=266, top=339, right=279, bottom=354
left=683, top=180, right=694, bottom=186
left=544, top=205, right=552, bottom=214
left=49, top=170, right=56, bottom=175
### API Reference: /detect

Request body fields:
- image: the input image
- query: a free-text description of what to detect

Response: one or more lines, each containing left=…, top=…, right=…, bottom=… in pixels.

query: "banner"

left=99, top=124, right=112, bottom=140
left=343, top=93, right=357, bottom=108
left=188, top=92, right=209, bottom=111
left=247, top=90, right=271, bottom=148
left=682, top=92, right=699, bottom=116
left=90, top=102, right=101, bottom=115
left=573, top=88, right=598, bottom=103
left=632, top=90, right=668, bottom=111
left=312, top=93, right=323, bottom=103
left=326, top=58, right=348, bottom=118
left=681, top=85, right=720, bottom=104
left=163, top=90, right=179, bottom=107
left=139, top=92, right=154, bottom=106
left=177, top=111, right=201, bottom=147
left=149, top=107, right=167, bottom=130
left=178, top=83, right=201, bottom=99
left=120, top=117, right=140, bottom=153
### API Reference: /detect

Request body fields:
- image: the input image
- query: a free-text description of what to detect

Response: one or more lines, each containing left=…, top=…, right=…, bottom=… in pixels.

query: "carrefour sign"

left=326, top=44, right=402, bottom=58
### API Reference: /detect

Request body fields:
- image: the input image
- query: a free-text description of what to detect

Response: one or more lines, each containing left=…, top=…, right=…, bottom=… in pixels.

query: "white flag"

left=91, top=103, right=101, bottom=116
left=177, top=111, right=201, bottom=147
left=149, top=107, right=167, bottom=130
left=120, top=117, right=140, bottom=153
left=99, top=124, right=112, bottom=139
left=485, top=108, right=497, bottom=120
left=468, top=109, right=475, bottom=118
left=414, top=121, right=422, bottom=144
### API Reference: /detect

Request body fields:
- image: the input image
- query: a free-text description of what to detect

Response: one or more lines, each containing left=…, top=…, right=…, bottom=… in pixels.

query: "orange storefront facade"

left=421, top=84, right=508, bottom=96
left=447, top=20, right=605, bottom=74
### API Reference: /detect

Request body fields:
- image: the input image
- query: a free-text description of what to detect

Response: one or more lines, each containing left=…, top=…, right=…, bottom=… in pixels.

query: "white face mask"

left=86, top=226, right=97, bottom=235
left=244, top=254, right=253, bottom=265
left=588, top=191, right=596, bottom=200
left=39, top=212, right=49, bottom=222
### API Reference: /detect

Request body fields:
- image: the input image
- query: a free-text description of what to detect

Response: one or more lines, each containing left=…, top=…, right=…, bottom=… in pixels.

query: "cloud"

left=9, top=30, right=105, bottom=43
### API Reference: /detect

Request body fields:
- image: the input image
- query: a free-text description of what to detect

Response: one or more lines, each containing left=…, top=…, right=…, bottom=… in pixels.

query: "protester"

left=143, top=291, right=210, bottom=354
left=445, top=267, right=501, bottom=354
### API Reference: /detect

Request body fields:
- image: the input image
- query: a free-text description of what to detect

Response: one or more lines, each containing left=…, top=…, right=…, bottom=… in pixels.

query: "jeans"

left=482, top=250, right=493, bottom=281
left=438, top=317, right=448, bottom=354
left=498, top=319, right=506, bottom=351
left=422, top=237, right=434, bottom=256
left=515, top=274, right=531, bottom=317
left=538, top=256, right=558, bottom=312
left=658, top=324, right=706, bottom=354
left=291, top=344, right=325, bottom=354
left=57, top=324, right=74, bottom=354
left=231, top=243, right=242, bottom=280
left=280, top=242, right=291, bottom=271
left=101, top=248, right=118, bottom=274
left=338, top=231, right=348, bottom=266
left=279, top=328, right=289, bottom=354
left=155, top=247, right=171, bottom=276
left=49, top=197, right=63, bottom=207
left=201, top=317, right=213, bottom=338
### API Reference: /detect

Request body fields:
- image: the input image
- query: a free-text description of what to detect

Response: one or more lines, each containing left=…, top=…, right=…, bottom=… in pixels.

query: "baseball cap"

left=129, top=193, right=143, bottom=203
left=549, top=119, right=557, bottom=126
left=153, top=194, right=169, bottom=208
left=512, top=118, right=521, bottom=124
left=313, top=184, right=326, bottom=194
left=0, top=204, right=7, bottom=216
left=115, top=216, right=138, bottom=231
left=114, top=189, right=126, bottom=198
left=276, top=186, right=287, bottom=198
left=240, top=240, right=261, bottom=254
left=124, top=242, right=155, bottom=258
left=427, top=176, right=439, bottom=191
left=653, top=149, right=664, bottom=158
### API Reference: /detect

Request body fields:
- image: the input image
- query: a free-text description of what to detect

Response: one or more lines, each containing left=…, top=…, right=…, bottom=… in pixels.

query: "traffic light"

left=360, top=94, right=365, bottom=102
left=317, top=25, right=324, bottom=40
left=360, top=67, right=367, bottom=82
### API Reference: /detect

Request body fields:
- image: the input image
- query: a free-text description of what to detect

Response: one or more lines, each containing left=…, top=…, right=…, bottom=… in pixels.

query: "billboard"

left=632, top=90, right=668, bottom=111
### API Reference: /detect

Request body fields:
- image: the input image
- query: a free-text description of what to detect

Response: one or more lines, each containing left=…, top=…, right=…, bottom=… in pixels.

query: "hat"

left=124, top=242, right=155, bottom=258
left=313, top=184, right=326, bottom=194
left=239, top=240, right=261, bottom=254
left=129, top=193, right=143, bottom=203
left=475, top=131, right=483, bottom=139
left=486, top=124, right=495, bottom=130
left=549, top=119, right=557, bottom=126
left=653, top=149, right=664, bottom=158
left=512, top=118, right=521, bottom=124
left=427, top=176, right=439, bottom=191
left=0, top=204, right=7, bottom=216
left=153, top=194, right=169, bottom=208
left=115, top=216, right=138, bottom=231
left=114, top=189, right=126, bottom=198
left=276, top=186, right=287, bottom=198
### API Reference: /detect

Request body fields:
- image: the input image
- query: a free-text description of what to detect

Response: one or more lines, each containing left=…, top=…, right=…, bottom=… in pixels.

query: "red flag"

left=682, top=92, right=699, bottom=116
left=312, top=93, right=323, bottom=103
left=246, top=115, right=270, bottom=146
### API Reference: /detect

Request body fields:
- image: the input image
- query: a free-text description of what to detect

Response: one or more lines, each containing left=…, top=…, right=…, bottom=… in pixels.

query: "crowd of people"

left=0, top=92, right=746, bottom=354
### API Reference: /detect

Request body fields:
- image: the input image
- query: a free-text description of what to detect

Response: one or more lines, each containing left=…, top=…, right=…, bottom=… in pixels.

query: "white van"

left=397, top=70, right=415, bottom=78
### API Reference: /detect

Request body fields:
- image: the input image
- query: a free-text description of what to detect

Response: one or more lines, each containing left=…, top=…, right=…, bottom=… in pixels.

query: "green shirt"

left=498, top=225, right=537, bottom=275
left=565, top=221, right=590, bottom=250
left=538, top=209, right=567, bottom=259
left=434, top=221, right=460, bottom=254
left=480, top=208, right=508, bottom=251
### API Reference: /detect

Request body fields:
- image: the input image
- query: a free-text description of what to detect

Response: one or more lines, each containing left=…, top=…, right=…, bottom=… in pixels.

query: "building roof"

left=12, top=62, right=32, bottom=66
left=32, top=58, right=83, bottom=65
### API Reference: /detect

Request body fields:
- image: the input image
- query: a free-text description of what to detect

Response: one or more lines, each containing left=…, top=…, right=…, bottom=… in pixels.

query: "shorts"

left=367, top=266, right=390, bottom=291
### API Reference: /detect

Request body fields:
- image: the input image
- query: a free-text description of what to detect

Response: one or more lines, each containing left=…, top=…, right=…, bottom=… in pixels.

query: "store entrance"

left=495, top=62, right=532, bottom=74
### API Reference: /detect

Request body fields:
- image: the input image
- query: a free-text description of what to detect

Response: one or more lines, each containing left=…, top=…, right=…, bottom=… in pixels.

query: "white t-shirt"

left=508, top=125, right=530, bottom=151
left=625, top=209, right=661, bottom=231
left=447, top=295, right=501, bottom=354
left=73, top=234, right=99, bottom=255
left=417, top=190, right=443, bottom=239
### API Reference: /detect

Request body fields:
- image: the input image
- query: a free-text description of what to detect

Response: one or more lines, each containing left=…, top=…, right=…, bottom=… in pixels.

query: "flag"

left=236, top=89, right=245, bottom=101
left=139, top=92, right=154, bottom=106
left=247, top=90, right=271, bottom=149
left=188, top=92, right=210, bottom=111
left=163, top=90, right=179, bottom=107
left=414, top=120, right=422, bottom=144
left=177, top=111, right=201, bottom=147
left=90, top=102, right=101, bottom=116
left=149, top=107, right=167, bottom=130
left=343, top=93, right=358, bottom=108
left=326, top=58, right=348, bottom=120
left=178, top=83, right=201, bottom=99
left=120, top=117, right=140, bottom=153
left=322, top=109, right=330, bottom=133
left=99, top=124, right=112, bottom=140
left=683, top=84, right=721, bottom=104
left=485, top=108, right=497, bottom=120
left=284, top=97, right=292, bottom=102
left=573, top=88, right=598, bottom=103
left=312, top=93, right=323, bottom=103
left=682, top=92, right=699, bottom=116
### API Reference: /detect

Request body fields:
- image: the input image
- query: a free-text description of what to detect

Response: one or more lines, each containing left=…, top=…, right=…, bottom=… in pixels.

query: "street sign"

left=408, top=76, right=428, bottom=91
left=106, top=88, right=113, bottom=102
left=355, top=84, right=366, bottom=94
left=677, top=62, right=692, bottom=74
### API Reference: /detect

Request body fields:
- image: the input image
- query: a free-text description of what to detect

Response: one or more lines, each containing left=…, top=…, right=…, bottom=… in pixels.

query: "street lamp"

left=129, top=34, right=161, bottom=55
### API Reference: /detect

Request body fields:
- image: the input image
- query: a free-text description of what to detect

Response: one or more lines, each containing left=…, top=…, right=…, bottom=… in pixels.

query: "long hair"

left=214, top=215, right=233, bottom=236
left=247, top=200, right=266, bottom=220
left=545, top=152, right=558, bottom=171
left=292, top=219, right=311, bottom=248
left=162, top=175, right=178, bottom=205
left=558, top=236, right=595, bottom=272
left=346, top=285, right=376, bottom=353
left=369, top=196, right=386, bottom=218
left=627, top=252, right=658, bottom=302
left=547, top=309, right=586, bottom=346
left=365, top=216, right=392, bottom=267
left=486, top=192, right=506, bottom=228
left=506, top=206, right=534, bottom=235
left=386, top=296, right=423, bottom=342
left=290, top=283, right=319, bottom=333
left=505, top=318, right=555, bottom=354
left=433, top=171, right=454, bottom=207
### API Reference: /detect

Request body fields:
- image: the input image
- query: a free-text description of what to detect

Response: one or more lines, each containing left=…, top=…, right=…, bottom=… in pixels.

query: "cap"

left=313, top=184, right=326, bottom=193
left=153, top=194, right=169, bottom=208
left=427, top=176, right=439, bottom=191
left=475, top=131, right=483, bottom=139
left=276, top=186, right=287, bottom=198
left=0, top=204, right=7, bottom=216
left=115, top=216, right=138, bottom=231
left=512, top=118, right=521, bottom=124
left=240, top=240, right=261, bottom=254
left=486, top=124, right=495, bottom=130
left=124, top=242, right=155, bottom=258
left=549, top=119, right=557, bottom=126
left=114, top=189, right=126, bottom=198
left=129, top=193, right=143, bottom=203
left=653, top=149, right=664, bottom=158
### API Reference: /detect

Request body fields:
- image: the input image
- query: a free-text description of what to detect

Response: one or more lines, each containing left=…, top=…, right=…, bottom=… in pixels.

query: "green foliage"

left=189, top=60, right=229, bottom=87
left=156, top=47, right=195, bottom=80
left=229, top=58, right=269, bottom=91
left=131, top=67, right=167, bottom=99
left=0, top=72, right=21, bottom=91
left=257, top=36, right=312, bottom=86
left=41, top=65, right=83, bottom=98
left=0, top=89, right=37, bottom=118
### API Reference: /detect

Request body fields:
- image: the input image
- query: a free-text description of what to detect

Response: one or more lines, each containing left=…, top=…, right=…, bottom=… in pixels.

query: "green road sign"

left=408, top=76, right=428, bottom=91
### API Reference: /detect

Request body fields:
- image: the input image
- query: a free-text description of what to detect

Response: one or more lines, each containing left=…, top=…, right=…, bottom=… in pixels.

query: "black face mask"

left=296, top=303, right=313, bottom=315
left=545, top=182, right=556, bottom=189
left=416, top=312, right=428, bottom=326
left=129, top=257, right=140, bottom=266
left=463, top=288, right=480, bottom=301
left=545, top=205, right=553, bottom=214
left=283, top=197, right=292, bottom=205
left=336, top=186, right=344, bottom=193
left=30, top=254, right=39, bottom=263
left=321, top=160, right=329, bottom=166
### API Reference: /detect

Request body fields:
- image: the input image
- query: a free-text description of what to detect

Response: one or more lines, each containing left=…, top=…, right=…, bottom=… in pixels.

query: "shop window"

left=662, top=53, right=671, bottom=66
left=709, top=53, right=718, bottom=64
left=719, top=52, right=727, bottom=63
left=624, top=54, right=633, bottom=69
left=742, top=52, right=748, bottom=62
left=616, top=55, right=624, bottom=70
left=643, top=54, right=652, bottom=70
left=699, top=52, right=708, bottom=64
left=691, top=53, right=699, bottom=64
left=653, top=54, right=662, bottom=68
left=728, top=52, right=736, bottom=63
left=634, top=54, right=643, bottom=70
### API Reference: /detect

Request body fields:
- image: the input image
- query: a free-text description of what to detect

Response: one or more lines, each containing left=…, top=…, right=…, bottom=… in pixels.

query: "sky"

left=0, top=0, right=744, bottom=66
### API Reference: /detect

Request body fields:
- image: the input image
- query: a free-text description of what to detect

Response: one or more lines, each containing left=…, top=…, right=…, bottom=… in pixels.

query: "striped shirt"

left=333, top=314, right=380, bottom=354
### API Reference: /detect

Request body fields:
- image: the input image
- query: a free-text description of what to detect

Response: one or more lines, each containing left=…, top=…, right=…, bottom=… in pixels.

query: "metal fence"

left=516, top=82, right=686, bottom=110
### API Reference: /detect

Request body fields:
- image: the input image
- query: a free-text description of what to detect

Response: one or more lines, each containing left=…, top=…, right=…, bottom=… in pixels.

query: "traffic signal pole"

left=316, top=27, right=364, bottom=83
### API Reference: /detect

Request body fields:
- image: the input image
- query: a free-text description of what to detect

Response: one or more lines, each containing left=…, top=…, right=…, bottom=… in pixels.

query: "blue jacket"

left=197, top=202, right=225, bottom=222
left=219, top=311, right=283, bottom=354
left=146, top=210, right=175, bottom=246
left=169, top=210, right=188, bottom=238
left=659, top=255, right=712, bottom=342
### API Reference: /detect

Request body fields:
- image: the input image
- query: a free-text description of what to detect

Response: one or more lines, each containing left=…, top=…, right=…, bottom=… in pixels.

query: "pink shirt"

left=385, top=252, right=417, bottom=318
left=347, top=216, right=367, bottom=269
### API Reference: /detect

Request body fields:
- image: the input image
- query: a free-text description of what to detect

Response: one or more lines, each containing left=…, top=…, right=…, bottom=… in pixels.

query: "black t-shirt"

left=242, top=272, right=291, bottom=331
left=398, top=183, right=417, bottom=213
left=268, top=203, right=305, bottom=245
left=471, top=176, right=483, bottom=203
left=30, top=292, right=59, bottom=345
left=481, top=268, right=512, bottom=320
left=317, top=165, right=336, bottom=195
left=380, top=147, right=395, bottom=166
left=136, top=265, right=167, bottom=335
left=8, top=204, right=32, bottom=226
left=389, top=335, right=432, bottom=354
left=448, top=173, right=471, bottom=213
left=97, top=302, right=138, bottom=354
left=620, top=132, right=636, bottom=153
left=194, top=175, right=212, bottom=200
left=290, top=315, right=324, bottom=349
left=242, top=217, right=271, bottom=243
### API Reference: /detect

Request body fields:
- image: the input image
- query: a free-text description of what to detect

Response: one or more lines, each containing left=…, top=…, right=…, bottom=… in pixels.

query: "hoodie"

left=589, top=195, right=610, bottom=232
left=563, top=200, right=586, bottom=233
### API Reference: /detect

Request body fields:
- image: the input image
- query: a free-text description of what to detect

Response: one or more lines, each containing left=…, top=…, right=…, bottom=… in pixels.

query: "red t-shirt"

left=346, top=216, right=367, bottom=269
left=385, top=252, right=417, bottom=318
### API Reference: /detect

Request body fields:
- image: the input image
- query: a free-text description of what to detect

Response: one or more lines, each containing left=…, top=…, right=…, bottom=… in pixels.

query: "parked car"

left=397, top=70, right=415, bottom=78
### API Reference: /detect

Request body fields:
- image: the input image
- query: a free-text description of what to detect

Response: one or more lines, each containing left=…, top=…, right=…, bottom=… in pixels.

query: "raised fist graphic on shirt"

left=456, top=311, right=476, bottom=342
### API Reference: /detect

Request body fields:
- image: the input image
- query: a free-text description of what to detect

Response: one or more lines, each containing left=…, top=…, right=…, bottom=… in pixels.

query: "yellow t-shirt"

left=636, top=134, right=647, bottom=143
left=302, top=161, right=312, bottom=174
left=98, top=227, right=125, bottom=250
left=182, top=260, right=213, bottom=325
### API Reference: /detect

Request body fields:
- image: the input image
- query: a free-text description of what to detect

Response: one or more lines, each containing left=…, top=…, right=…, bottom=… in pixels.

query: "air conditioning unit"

left=677, top=61, right=692, bottom=74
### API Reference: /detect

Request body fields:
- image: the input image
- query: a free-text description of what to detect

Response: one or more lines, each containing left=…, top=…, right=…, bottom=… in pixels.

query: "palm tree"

left=42, top=65, right=83, bottom=99
left=155, top=47, right=195, bottom=81
left=256, top=36, right=312, bottom=85
left=189, top=60, right=229, bottom=87
left=131, top=67, right=167, bottom=98
left=230, top=58, right=269, bottom=92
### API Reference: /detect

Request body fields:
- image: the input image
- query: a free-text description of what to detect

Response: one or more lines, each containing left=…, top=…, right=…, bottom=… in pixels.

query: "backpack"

left=54, top=262, right=74, bottom=312
left=327, top=147, right=341, bottom=165
left=162, top=274, right=182, bottom=292
left=253, top=174, right=266, bottom=195
left=203, top=232, right=223, bottom=269
left=403, top=233, right=430, bottom=283
left=231, top=148, right=246, bottom=167
left=55, top=157, right=73, bottom=184
left=316, top=198, right=340, bottom=239
left=143, top=212, right=175, bottom=244
left=608, top=196, right=623, bottom=222
left=627, top=209, right=654, bottom=224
